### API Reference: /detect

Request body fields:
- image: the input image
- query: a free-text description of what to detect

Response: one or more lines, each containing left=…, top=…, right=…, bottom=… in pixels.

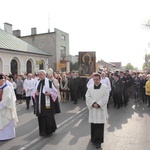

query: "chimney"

left=31, top=27, right=36, bottom=35
left=13, top=30, right=21, bottom=37
left=4, top=22, right=13, bottom=34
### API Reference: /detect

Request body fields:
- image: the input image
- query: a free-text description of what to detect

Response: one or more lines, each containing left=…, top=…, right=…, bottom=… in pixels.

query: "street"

left=0, top=98, right=150, bottom=150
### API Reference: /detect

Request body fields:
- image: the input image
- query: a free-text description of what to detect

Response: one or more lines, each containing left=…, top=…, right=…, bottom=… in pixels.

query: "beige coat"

left=86, top=84, right=109, bottom=124
left=53, top=78, right=61, bottom=101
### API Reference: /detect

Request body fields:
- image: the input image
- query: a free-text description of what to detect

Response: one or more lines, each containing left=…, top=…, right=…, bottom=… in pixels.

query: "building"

left=96, top=60, right=116, bottom=72
left=14, top=27, right=70, bottom=72
left=109, top=62, right=122, bottom=70
left=0, top=23, right=51, bottom=75
left=68, top=55, right=78, bottom=64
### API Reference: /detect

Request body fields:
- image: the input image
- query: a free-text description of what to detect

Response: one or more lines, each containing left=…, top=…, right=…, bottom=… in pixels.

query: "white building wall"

left=0, top=57, right=3, bottom=73
left=0, top=50, right=49, bottom=75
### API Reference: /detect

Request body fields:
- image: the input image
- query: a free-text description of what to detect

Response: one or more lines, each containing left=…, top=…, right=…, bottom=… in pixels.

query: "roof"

left=0, top=29, right=51, bottom=56
left=97, top=60, right=116, bottom=67
left=110, top=62, right=121, bottom=69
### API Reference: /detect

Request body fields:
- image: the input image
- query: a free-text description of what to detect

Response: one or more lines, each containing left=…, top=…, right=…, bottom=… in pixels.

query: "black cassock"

left=35, top=79, right=57, bottom=136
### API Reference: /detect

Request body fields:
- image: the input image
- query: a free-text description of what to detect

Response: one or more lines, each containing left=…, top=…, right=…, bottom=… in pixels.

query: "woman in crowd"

left=47, top=68, right=61, bottom=114
left=60, top=74, right=68, bottom=102
left=16, top=75, right=24, bottom=104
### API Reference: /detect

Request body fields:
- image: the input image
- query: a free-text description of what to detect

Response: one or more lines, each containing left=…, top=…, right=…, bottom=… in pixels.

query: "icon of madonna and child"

left=79, top=52, right=96, bottom=76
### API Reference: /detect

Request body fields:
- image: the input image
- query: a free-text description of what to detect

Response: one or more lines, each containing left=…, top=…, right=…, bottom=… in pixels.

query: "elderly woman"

left=47, top=68, right=61, bottom=114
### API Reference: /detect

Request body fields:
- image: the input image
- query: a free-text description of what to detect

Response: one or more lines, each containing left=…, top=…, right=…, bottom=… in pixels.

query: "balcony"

left=60, top=55, right=70, bottom=63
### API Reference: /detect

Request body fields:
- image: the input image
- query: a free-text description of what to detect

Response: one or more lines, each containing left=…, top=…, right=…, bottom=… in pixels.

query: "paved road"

left=0, top=98, right=150, bottom=150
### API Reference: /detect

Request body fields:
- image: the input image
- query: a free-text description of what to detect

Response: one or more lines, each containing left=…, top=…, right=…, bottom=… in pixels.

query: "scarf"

left=37, top=78, right=52, bottom=113
left=44, top=78, right=51, bottom=109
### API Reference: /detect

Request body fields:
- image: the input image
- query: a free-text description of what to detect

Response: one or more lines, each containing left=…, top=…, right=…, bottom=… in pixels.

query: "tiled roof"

left=0, top=29, right=50, bottom=56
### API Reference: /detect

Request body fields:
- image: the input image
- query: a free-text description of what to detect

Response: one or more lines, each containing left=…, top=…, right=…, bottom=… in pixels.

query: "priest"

left=35, top=70, right=57, bottom=136
left=86, top=73, right=109, bottom=149
left=0, top=74, right=18, bottom=140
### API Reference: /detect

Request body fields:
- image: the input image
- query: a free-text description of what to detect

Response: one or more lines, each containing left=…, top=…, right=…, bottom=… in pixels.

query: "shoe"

left=19, top=101, right=22, bottom=104
left=91, top=139, right=96, bottom=144
left=95, top=143, right=101, bottom=149
left=117, top=106, right=120, bottom=109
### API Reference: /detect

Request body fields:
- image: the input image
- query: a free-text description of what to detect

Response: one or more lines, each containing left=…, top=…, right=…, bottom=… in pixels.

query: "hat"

left=98, top=71, right=101, bottom=74
left=8, top=75, right=13, bottom=79
left=71, top=70, right=76, bottom=73
left=47, top=68, right=54, bottom=76
left=114, top=73, right=119, bottom=77
left=0, top=74, right=4, bottom=80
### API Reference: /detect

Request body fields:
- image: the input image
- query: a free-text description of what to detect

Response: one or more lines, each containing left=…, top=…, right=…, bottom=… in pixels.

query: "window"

left=39, top=61, right=44, bottom=70
left=61, top=35, right=65, bottom=40
left=11, top=59, right=18, bottom=75
left=27, top=60, right=32, bottom=73
left=60, top=46, right=66, bottom=61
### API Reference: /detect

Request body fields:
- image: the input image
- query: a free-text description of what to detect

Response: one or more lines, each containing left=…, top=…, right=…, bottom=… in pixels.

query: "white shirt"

left=23, top=78, right=35, bottom=96
left=101, top=77, right=111, bottom=92
left=86, top=78, right=94, bottom=89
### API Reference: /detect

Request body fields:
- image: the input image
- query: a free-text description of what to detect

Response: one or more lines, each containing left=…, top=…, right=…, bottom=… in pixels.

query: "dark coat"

left=112, top=78, right=123, bottom=94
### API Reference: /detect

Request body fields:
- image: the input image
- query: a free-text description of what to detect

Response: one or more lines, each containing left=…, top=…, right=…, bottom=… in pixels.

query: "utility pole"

left=48, top=13, right=50, bottom=33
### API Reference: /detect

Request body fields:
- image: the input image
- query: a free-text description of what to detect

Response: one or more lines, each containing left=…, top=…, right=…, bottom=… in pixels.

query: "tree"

left=125, top=63, right=134, bottom=70
left=143, top=54, right=150, bottom=70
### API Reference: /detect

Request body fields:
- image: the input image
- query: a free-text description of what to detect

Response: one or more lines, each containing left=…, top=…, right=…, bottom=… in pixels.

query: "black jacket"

left=112, top=78, right=123, bottom=94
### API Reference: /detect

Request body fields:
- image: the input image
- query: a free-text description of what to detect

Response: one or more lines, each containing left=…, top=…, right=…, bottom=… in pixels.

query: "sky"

left=1, top=0, right=150, bottom=70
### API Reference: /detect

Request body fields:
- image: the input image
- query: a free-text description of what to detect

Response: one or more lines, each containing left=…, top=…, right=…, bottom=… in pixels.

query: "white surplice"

left=0, top=84, right=18, bottom=140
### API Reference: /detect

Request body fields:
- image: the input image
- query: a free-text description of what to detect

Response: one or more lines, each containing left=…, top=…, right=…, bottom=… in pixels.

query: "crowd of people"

left=1, top=68, right=150, bottom=148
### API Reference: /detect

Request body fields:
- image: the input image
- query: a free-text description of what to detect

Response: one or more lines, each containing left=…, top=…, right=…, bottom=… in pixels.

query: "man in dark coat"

left=112, top=73, right=123, bottom=109
left=124, top=70, right=133, bottom=105
left=68, top=70, right=79, bottom=104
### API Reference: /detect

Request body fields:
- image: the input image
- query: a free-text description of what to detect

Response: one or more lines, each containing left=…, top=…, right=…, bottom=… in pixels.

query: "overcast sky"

left=1, top=0, right=150, bottom=69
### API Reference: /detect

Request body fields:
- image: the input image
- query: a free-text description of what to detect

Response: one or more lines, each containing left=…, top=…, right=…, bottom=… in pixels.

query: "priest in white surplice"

left=86, top=73, right=109, bottom=149
left=0, top=74, right=18, bottom=140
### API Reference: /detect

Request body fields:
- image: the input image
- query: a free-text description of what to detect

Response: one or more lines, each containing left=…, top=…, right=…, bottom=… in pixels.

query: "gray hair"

left=38, top=70, right=46, bottom=75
